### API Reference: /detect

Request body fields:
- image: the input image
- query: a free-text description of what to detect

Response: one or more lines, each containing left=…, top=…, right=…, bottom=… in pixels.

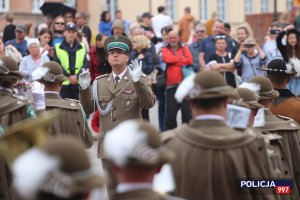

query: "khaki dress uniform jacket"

left=45, top=92, right=92, bottom=148
left=163, top=119, right=278, bottom=200
left=271, top=89, right=300, bottom=124
left=256, top=109, right=300, bottom=196
left=0, top=89, right=35, bottom=131
left=80, top=69, right=155, bottom=157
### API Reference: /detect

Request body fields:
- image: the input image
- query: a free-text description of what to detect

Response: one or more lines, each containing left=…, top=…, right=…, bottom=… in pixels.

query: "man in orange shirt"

left=178, top=7, right=194, bottom=43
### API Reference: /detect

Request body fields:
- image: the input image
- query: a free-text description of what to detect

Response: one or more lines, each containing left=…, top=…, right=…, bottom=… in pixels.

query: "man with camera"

left=263, top=22, right=283, bottom=62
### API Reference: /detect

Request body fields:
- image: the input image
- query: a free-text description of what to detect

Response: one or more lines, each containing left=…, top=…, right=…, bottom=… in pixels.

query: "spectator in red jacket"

left=162, top=30, right=193, bottom=130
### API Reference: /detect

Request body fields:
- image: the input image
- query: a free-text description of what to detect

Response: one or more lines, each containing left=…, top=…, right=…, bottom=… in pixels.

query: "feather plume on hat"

left=32, top=67, right=49, bottom=81
left=104, top=121, right=147, bottom=167
left=175, top=73, right=197, bottom=103
left=239, top=82, right=261, bottom=98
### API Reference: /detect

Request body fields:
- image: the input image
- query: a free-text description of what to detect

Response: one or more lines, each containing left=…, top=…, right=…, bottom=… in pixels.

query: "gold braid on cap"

left=130, top=144, right=161, bottom=165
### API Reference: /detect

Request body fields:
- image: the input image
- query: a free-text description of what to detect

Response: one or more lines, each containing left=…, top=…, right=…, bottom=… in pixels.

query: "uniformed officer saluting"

left=79, top=35, right=155, bottom=157
left=31, top=61, right=92, bottom=148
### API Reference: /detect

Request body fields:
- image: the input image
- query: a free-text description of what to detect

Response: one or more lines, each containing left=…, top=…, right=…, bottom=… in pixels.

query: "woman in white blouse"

left=19, top=38, right=50, bottom=82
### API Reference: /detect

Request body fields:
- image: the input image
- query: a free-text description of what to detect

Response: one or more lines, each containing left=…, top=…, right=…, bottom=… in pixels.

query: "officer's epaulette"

left=95, top=73, right=109, bottom=80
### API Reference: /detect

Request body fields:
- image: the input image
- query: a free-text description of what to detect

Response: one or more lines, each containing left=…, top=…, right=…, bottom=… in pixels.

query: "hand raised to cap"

left=128, top=59, right=142, bottom=82
left=79, top=70, right=91, bottom=90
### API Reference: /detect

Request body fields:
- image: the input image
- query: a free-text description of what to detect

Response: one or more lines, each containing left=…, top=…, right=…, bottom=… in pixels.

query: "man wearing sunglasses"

left=188, top=24, right=207, bottom=72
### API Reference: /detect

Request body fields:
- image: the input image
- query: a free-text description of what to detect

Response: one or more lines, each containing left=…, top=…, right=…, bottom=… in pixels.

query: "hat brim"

left=257, top=67, right=297, bottom=75
left=258, top=90, right=280, bottom=99
left=74, top=174, right=106, bottom=193
left=0, top=71, right=24, bottom=79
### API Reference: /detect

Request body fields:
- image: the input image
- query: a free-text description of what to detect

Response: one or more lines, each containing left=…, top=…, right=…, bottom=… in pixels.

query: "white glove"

left=79, top=70, right=91, bottom=89
left=128, top=59, right=142, bottom=82
left=31, top=81, right=45, bottom=110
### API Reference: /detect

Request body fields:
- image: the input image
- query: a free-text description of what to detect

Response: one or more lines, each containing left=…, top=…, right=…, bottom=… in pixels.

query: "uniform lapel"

left=106, top=73, right=115, bottom=94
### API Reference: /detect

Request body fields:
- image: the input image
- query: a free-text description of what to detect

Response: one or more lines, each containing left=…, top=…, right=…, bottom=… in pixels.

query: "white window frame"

left=245, top=0, right=253, bottom=15
left=105, top=0, right=118, bottom=20
left=166, top=0, right=175, bottom=20
left=65, top=0, right=76, bottom=8
left=32, top=0, right=43, bottom=13
left=287, top=0, right=293, bottom=11
left=0, top=0, right=9, bottom=12
left=200, top=0, right=208, bottom=22
left=261, top=0, right=269, bottom=13
left=217, top=0, right=226, bottom=20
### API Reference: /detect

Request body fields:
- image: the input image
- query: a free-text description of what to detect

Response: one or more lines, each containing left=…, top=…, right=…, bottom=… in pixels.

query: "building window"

left=32, top=0, right=43, bottom=13
left=287, top=0, right=293, bottom=11
left=261, top=0, right=269, bottom=13
left=106, top=0, right=118, bottom=20
left=200, top=0, right=208, bottom=22
left=166, top=0, right=175, bottom=20
left=245, top=0, right=253, bottom=14
left=65, top=0, right=76, bottom=8
left=217, top=0, right=226, bottom=20
left=0, top=0, right=9, bottom=12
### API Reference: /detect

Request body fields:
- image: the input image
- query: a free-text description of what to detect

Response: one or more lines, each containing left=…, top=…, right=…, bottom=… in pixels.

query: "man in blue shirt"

left=199, top=20, right=233, bottom=69
left=5, top=25, right=27, bottom=56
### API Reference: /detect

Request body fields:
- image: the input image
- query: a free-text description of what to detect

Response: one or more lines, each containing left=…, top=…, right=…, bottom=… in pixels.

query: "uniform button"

left=77, top=122, right=80, bottom=125
left=113, top=107, right=116, bottom=111
left=258, top=146, right=263, bottom=151
left=113, top=118, right=116, bottom=121
left=281, top=157, right=285, bottom=161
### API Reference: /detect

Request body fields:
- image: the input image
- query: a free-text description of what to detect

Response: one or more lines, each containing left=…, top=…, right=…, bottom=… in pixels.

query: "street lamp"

left=273, top=0, right=278, bottom=21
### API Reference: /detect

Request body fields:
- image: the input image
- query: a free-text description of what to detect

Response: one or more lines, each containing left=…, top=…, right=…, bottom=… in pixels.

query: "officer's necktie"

left=114, top=76, right=120, bottom=89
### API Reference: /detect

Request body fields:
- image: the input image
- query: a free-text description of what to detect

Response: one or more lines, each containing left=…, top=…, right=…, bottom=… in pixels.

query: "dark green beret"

left=104, top=35, right=132, bottom=53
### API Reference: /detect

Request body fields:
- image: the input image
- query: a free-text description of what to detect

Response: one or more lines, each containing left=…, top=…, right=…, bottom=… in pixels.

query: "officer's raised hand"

left=79, top=70, right=91, bottom=90
left=31, top=81, right=45, bottom=111
left=128, top=59, right=142, bottom=82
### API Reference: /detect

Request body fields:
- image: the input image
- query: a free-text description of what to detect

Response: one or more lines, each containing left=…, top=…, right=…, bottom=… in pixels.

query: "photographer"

left=234, top=38, right=266, bottom=83
left=263, top=22, right=283, bottom=62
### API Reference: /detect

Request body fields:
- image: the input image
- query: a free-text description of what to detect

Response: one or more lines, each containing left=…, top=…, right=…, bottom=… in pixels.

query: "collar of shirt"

left=116, top=183, right=152, bottom=193
left=112, top=68, right=127, bottom=80
left=44, top=91, right=60, bottom=94
left=195, top=114, right=225, bottom=121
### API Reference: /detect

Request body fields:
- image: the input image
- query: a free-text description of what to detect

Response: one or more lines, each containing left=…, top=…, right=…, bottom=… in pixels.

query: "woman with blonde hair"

left=130, top=34, right=154, bottom=75
left=130, top=34, right=155, bottom=121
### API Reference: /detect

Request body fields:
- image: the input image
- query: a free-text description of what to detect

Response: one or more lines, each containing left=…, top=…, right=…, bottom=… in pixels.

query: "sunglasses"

left=55, top=22, right=65, bottom=25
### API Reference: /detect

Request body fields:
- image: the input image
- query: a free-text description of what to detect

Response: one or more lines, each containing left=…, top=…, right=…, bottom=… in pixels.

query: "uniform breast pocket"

left=121, top=93, right=138, bottom=111
left=98, top=96, right=111, bottom=110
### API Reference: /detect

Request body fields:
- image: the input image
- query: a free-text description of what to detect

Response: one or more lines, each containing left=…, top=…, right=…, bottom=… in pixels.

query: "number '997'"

left=276, top=186, right=290, bottom=194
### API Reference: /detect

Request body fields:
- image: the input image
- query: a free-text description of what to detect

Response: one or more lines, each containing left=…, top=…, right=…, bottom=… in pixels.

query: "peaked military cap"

left=249, top=76, right=279, bottom=99
left=104, top=34, right=132, bottom=53
left=258, top=58, right=297, bottom=74
left=0, top=56, right=24, bottom=79
left=32, top=61, right=68, bottom=83
left=104, top=120, right=174, bottom=168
